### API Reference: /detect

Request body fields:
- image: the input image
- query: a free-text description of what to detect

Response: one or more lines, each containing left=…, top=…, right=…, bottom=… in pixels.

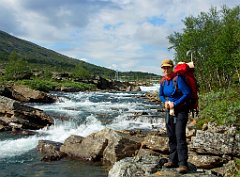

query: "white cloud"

left=0, top=0, right=239, bottom=74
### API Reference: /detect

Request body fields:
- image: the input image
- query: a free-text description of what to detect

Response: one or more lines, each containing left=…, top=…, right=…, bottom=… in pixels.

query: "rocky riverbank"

left=36, top=123, right=239, bottom=177
left=0, top=84, right=239, bottom=176
left=0, top=84, right=56, bottom=132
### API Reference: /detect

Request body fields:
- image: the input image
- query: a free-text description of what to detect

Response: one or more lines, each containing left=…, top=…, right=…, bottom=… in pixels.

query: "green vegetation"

left=16, top=79, right=96, bottom=92
left=168, top=5, right=240, bottom=92
left=235, top=158, right=240, bottom=177
left=0, top=30, right=112, bottom=77
left=197, top=87, right=240, bottom=128
left=4, top=51, right=31, bottom=80
left=0, top=29, right=159, bottom=92
left=168, top=6, right=240, bottom=175
left=168, top=5, right=240, bottom=131
left=72, top=64, right=91, bottom=79
left=0, top=30, right=158, bottom=81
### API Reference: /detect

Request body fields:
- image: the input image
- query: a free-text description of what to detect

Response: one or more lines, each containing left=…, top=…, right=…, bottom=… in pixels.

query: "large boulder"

left=191, top=130, right=240, bottom=156
left=60, top=128, right=141, bottom=164
left=108, top=156, right=160, bottom=177
left=7, top=84, right=56, bottom=103
left=141, top=132, right=169, bottom=153
left=188, top=151, right=228, bottom=169
left=37, top=140, right=66, bottom=161
left=60, top=134, right=107, bottom=161
left=108, top=156, right=219, bottom=177
left=102, top=129, right=141, bottom=164
left=212, top=160, right=239, bottom=177
left=0, top=96, right=53, bottom=130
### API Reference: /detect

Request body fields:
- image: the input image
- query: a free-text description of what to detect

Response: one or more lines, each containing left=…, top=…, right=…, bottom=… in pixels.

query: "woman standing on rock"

left=159, top=59, right=191, bottom=174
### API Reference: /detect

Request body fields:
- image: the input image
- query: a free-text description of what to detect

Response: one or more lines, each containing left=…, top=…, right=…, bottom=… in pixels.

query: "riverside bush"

left=197, top=87, right=240, bottom=127
left=60, top=81, right=96, bottom=91
left=17, top=79, right=96, bottom=92
left=17, top=79, right=57, bottom=92
left=235, top=158, right=240, bottom=177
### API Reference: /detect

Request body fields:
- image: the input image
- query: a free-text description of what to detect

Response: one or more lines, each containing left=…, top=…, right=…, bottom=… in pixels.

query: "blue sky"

left=0, top=0, right=239, bottom=75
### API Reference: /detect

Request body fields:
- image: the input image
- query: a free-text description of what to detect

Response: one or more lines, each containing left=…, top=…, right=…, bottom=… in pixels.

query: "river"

left=0, top=84, right=164, bottom=177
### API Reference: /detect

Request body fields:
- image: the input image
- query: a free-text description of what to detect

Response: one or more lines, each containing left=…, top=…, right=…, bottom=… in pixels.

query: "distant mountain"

left=0, top=30, right=115, bottom=76
left=0, top=30, right=158, bottom=80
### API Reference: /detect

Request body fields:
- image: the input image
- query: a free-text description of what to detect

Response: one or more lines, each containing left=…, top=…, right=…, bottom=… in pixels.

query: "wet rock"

left=37, top=140, right=66, bottom=161
left=102, top=130, right=141, bottom=165
left=60, top=86, right=82, bottom=92
left=60, top=134, right=106, bottom=161
left=126, top=85, right=141, bottom=92
left=0, top=84, right=56, bottom=103
left=60, top=128, right=141, bottom=164
left=9, top=84, right=56, bottom=103
left=0, top=96, right=53, bottom=130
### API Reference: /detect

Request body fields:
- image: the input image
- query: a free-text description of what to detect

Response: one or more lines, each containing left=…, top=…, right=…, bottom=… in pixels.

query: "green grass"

left=235, top=158, right=240, bottom=177
left=16, top=79, right=96, bottom=92
left=197, top=87, right=240, bottom=128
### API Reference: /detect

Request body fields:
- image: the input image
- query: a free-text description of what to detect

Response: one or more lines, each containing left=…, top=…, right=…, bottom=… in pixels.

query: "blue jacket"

left=159, top=76, right=191, bottom=107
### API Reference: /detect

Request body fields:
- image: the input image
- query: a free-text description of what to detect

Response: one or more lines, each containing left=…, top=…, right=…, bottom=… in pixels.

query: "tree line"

left=168, top=5, right=240, bottom=92
left=1, top=51, right=159, bottom=82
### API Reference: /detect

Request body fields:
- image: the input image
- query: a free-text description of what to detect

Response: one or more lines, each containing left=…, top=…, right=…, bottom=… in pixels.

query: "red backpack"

left=160, top=62, right=199, bottom=116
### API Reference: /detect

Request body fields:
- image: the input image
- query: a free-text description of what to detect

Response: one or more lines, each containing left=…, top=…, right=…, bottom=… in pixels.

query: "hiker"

left=159, top=59, right=191, bottom=174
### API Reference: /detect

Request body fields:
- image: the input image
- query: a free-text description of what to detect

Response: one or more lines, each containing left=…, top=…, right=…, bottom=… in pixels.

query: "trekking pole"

left=166, top=103, right=170, bottom=124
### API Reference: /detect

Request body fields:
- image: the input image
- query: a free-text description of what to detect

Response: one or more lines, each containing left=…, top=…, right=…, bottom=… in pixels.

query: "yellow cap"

left=161, top=59, right=174, bottom=68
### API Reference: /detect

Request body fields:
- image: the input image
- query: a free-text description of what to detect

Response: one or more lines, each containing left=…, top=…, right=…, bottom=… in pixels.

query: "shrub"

left=17, top=79, right=57, bottom=92
left=197, top=87, right=240, bottom=127
left=16, top=79, right=96, bottom=92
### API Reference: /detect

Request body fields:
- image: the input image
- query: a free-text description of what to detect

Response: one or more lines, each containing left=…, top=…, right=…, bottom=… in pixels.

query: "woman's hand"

left=165, top=101, right=169, bottom=109
left=165, top=101, right=174, bottom=109
left=168, top=101, right=174, bottom=109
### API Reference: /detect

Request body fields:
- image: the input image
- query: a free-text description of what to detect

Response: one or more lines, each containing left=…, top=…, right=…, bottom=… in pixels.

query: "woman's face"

left=161, top=66, right=173, bottom=76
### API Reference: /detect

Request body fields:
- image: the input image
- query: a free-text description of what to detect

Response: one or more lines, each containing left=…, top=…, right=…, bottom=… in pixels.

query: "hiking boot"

left=177, top=166, right=188, bottom=173
left=163, top=161, right=177, bottom=168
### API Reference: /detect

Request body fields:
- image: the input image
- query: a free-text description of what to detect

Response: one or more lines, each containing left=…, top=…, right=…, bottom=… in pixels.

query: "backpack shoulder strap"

left=173, top=75, right=178, bottom=90
left=159, top=77, right=166, bottom=87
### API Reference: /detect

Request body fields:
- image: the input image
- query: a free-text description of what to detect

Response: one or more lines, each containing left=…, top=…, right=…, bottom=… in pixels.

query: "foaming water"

left=0, top=136, right=39, bottom=159
left=0, top=91, right=164, bottom=177
left=140, top=84, right=159, bottom=93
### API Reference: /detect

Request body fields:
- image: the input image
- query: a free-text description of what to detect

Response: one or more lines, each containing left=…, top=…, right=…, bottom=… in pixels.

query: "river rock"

left=8, top=84, right=56, bottom=103
left=211, top=160, right=239, bottom=177
left=108, top=155, right=219, bottom=177
left=126, top=85, right=141, bottom=92
left=108, top=155, right=160, bottom=177
left=141, top=132, right=169, bottom=153
left=0, top=96, right=53, bottom=130
left=188, top=151, right=227, bottom=169
left=37, top=140, right=66, bottom=161
left=102, top=129, right=141, bottom=165
left=60, top=128, right=141, bottom=164
left=0, top=84, right=56, bottom=103
left=191, top=130, right=240, bottom=156
left=60, top=134, right=106, bottom=161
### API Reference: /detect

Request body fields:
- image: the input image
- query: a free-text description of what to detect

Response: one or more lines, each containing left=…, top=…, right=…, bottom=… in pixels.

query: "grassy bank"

left=197, top=87, right=240, bottom=129
left=0, top=78, right=96, bottom=92
left=16, top=79, right=96, bottom=92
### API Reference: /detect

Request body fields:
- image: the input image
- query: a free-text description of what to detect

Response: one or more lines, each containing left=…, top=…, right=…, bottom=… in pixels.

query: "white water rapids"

left=0, top=85, right=164, bottom=160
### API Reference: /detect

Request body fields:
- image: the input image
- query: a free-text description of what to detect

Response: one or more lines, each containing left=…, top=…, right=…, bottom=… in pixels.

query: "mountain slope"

left=0, top=30, right=159, bottom=79
left=0, top=30, right=114, bottom=75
